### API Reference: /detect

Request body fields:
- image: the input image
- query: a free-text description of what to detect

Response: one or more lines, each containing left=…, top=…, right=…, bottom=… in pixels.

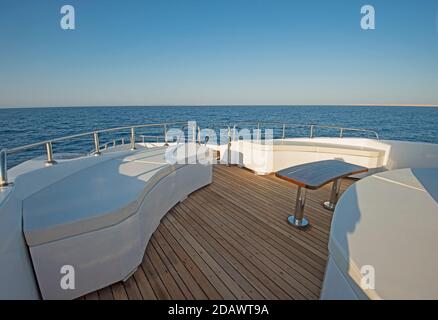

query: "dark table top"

left=275, top=160, right=368, bottom=189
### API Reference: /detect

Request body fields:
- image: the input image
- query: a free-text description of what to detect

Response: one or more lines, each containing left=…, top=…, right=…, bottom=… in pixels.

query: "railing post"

left=163, top=124, right=168, bottom=145
left=197, top=127, right=201, bottom=144
left=227, top=127, right=232, bottom=166
left=0, top=149, right=8, bottom=187
left=130, top=127, right=136, bottom=150
left=282, top=124, right=286, bottom=140
left=339, top=128, right=344, bottom=138
left=45, top=142, right=56, bottom=165
left=113, top=139, right=116, bottom=148
left=257, top=122, right=260, bottom=141
left=94, top=132, right=101, bottom=156
left=309, top=125, right=314, bottom=139
left=121, top=138, right=125, bottom=145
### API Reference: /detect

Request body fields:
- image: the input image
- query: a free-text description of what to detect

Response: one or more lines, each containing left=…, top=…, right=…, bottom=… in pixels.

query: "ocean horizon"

left=1, top=105, right=438, bottom=167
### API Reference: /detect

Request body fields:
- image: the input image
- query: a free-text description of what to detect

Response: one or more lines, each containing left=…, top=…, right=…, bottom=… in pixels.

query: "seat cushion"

left=23, top=148, right=183, bottom=246
left=329, top=168, right=438, bottom=299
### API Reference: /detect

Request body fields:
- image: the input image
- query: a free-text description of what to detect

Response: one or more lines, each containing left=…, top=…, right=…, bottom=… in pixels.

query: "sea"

left=1, top=105, right=437, bottom=168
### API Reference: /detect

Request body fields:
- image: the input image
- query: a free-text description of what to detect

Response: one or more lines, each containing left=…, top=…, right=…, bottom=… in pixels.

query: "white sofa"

left=0, top=144, right=212, bottom=299
left=321, top=168, right=438, bottom=299
left=223, top=138, right=388, bottom=175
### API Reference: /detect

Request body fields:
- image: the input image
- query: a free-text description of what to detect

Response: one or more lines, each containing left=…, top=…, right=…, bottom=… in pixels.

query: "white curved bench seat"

left=322, top=168, right=438, bottom=299
left=23, top=160, right=183, bottom=245
left=227, top=138, right=387, bottom=175
left=19, top=144, right=212, bottom=299
left=272, top=141, right=385, bottom=158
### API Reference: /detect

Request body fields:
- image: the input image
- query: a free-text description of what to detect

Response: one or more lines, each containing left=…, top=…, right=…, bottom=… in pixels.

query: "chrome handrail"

left=0, top=120, right=380, bottom=187
left=140, top=135, right=165, bottom=144
left=0, top=149, right=7, bottom=187
left=230, top=121, right=379, bottom=140
left=6, top=121, right=188, bottom=154
left=0, top=121, right=189, bottom=187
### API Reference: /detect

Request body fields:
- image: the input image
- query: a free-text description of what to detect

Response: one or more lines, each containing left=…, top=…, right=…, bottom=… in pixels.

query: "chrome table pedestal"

left=323, top=178, right=342, bottom=211
left=288, top=186, right=309, bottom=229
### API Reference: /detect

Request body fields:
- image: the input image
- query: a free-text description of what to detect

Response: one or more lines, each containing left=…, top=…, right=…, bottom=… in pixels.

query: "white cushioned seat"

left=21, top=144, right=212, bottom=299
left=323, top=168, right=438, bottom=299
left=272, top=141, right=385, bottom=158
left=23, top=156, right=183, bottom=245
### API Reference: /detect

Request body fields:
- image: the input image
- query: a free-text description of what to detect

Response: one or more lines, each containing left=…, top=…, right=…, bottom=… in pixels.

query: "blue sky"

left=0, top=0, right=437, bottom=107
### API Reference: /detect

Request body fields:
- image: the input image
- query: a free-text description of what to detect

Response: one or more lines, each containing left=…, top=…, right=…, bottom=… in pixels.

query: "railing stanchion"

left=227, top=127, right=232, bottom=166
left=282, top=124, right=286, bottom=140
left=0, top=149, right=8, bottom=187
left=94, top=132, right=101, bottom=156
left=130, top=127, right=136, bottom=150
left=164, top=124, right=168, bottom=146
left=113, top=139, right=116, bottom=148
left=257, top=122, right=260, bottom=141
left=340, top=128, right=344, bottom=138
left=309, top=125, right=314, bottom=139
left=45, top=142, right=56, bottom=165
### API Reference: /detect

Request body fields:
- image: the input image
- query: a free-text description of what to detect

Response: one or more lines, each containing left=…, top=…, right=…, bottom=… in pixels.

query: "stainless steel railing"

left=0, top=120, right=379, bottom=187
left=0, top=149, right=7, bottom=187
left=230, top=121, right=379, bottom=140
left=0, top=121, right=191, bottom=187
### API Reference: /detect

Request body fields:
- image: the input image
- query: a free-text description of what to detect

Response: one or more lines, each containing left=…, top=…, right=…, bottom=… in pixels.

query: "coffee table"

left=276, top=160, right=368, bottom=228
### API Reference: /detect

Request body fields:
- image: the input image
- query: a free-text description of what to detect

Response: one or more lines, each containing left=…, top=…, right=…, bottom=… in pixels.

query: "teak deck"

left=81, top=165, right=354, bottom=300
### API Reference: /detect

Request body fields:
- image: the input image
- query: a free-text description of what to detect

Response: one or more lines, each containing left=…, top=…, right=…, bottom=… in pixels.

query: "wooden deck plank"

left=97, top=286, right=114, bottom=300
left=153, top=231, right=209, bottom=299
left=218, top=166, right=336, bottom=227
left=84, top=290, right=99, bottom=300
left=141, top=251, right=172, bottom=300
left=157, top=227, right=222, bottom=299
left=184, top=192, right=323, bottom=292
left=213, top=168, right=332, bottom=243
left=83, top=165, right=355, bottom=300
left=191, top=190, right=326, bottom=276
left=213, top=166, right=352, bottom=250
left=163, top=216, right=237, bottom=299
left=173, top=205, right=268, bottom=299
left=208, top=175, right=329, bottom=260
left=150, top=238, right=194, bottom=299
left=111, top=282, right=128, bottom=300
left=175, top=200, right=291, bottom=299
left=132, top=265, right=157, bottom=300
left=176, top=198, right=311, bottom=299
left=147, top=240, right=187, bottom=300
left=210, top=173, right=332, bottom=259
left=124, top=275, right=143, bottom=300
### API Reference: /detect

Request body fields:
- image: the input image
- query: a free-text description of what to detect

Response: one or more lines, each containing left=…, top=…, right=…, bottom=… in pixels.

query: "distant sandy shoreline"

left=0, top=104, right=438, bottom=109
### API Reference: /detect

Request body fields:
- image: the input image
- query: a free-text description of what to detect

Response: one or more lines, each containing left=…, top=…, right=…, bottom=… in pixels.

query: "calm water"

left=1, top=106, right=437, bottom=167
